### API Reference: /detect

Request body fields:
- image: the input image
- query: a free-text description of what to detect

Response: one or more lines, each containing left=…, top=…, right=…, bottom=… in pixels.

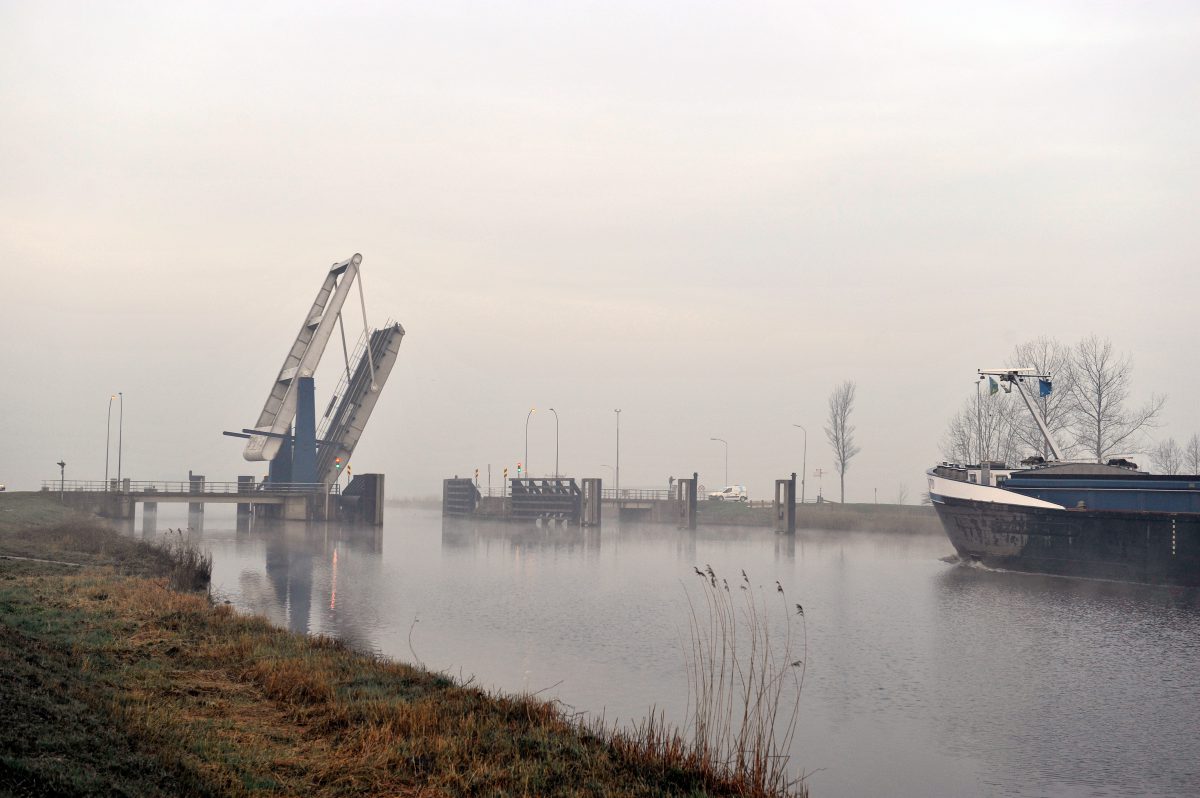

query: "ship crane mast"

left=978, top=368, right=1063, bottom=461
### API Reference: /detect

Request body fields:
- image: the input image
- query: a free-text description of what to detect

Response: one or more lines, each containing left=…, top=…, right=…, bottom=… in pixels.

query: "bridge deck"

left=42, top=480, right=335, bottom=506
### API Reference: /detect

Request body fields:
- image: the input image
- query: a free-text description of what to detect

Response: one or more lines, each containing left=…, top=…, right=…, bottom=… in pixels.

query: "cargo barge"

left=928, top=369, right=1199, bottom=587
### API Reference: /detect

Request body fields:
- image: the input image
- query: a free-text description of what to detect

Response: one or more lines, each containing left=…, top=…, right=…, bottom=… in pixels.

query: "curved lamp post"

left=105, top=394, right=116, bottom=490
left=710, top=437, right=728, bottom=486
left=792, top=424, right=807, bottom=504
left=116, top=392, right=124, bottom=489
left=614, top=409, right=621, bottom=496
left=548, top=408, right=560, bottom=478
left=524, top=407, right=535, bottom=479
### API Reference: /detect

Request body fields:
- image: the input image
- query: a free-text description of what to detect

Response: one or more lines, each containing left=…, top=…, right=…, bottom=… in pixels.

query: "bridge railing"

left=41, top=480, right=339, bottom=495
left=472, top=486, right=675, bottom=501
left=602, top=488, right=672, bottom=501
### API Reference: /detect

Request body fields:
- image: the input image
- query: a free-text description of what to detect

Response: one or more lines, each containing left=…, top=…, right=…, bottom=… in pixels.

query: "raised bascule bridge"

left=50, top=254, right=403, bottom=526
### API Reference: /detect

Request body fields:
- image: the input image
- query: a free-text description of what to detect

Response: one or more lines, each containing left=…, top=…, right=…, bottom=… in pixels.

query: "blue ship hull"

left=933, top=493, right=1200, bottom=587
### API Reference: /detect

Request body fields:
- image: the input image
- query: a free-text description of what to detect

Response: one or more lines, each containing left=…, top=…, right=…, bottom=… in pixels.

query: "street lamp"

left=116, top=392, right=124, bottom=489
left=710, top=437, right=728, bottom=486
left=549, top=407, right=560, bottom=478
left=524, top=407, right=535, bottom=479
left=105, top=394, right=116, bottom=490
left=614, top=409, right=621, bottom=497
left=792, top=424, right=807, bottom=504
left=57, top=460, right=66, bottom=501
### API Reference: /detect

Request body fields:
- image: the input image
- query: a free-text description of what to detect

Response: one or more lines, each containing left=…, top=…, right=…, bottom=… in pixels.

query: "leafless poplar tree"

left=940, top=385, right=1021, bottom=465
left=1151, top=438, right=1183, bottom=474
left=824, top=380, right=861, bottom=503
left=1065, top=335, right=1165, bottom=462
left=1186, top=434, right=1200, bottom=475
left=1010, top=336, right=1076, bottom=459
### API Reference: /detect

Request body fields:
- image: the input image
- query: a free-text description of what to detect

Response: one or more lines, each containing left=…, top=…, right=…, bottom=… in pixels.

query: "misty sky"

left=2, top=1, right=1198, bottom=500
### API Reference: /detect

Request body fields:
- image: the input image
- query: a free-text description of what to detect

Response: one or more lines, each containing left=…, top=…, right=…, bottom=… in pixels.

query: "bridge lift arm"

left=243, top=254, right=362, bottom=462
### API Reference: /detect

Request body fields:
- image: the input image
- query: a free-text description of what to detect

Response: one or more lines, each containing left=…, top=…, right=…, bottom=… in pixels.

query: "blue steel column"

left=268, top=426, right=294, bottom=485
left=292, top=376, right=318, bottom=485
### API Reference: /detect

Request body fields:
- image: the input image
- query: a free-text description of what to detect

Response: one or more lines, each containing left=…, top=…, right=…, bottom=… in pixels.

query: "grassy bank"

left=698, top=500, right=942, bottom=534
left=0, top=493, right=806, bottom=797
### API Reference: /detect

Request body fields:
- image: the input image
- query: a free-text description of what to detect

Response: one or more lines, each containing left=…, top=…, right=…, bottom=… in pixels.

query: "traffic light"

left=334, top=457, right=343, bottom=470
left=517, top=462, right=522, bottom=476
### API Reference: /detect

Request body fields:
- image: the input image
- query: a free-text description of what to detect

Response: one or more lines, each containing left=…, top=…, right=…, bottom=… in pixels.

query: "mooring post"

left=788, top=472, right=797, bottom=534
left=679, top=471, right=697, bottom=530
left=581, top=477, right=602, bottom=527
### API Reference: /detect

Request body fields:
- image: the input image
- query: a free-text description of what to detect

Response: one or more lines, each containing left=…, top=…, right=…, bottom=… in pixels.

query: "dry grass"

left=0, top=497, right=811, bottom=797
left=2, top=544, right=806, bottom=792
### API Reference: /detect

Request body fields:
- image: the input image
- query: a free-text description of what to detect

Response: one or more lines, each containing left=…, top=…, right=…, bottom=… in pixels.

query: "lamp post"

left=614, top=409, right=621, bottom=497
left=105, top=394, right=116, bottom=490
left=792, top=424, right=807, bottom=504
left=116, top=392, right=124, bottom=490
left=524, top=407, right=535, bottom=479
left=57, top=460, right=66, bottom=501
left=710, top=437, right=728, bottom=486
left=549, top=407, right=559, bottom=478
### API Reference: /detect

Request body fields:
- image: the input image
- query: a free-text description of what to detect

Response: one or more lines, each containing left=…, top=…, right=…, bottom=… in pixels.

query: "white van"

left=707, top=485, right=747, bottom=502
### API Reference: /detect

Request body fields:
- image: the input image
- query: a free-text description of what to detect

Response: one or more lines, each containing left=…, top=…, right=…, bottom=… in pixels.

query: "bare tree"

left=1065, top=335, right=1165, bottom=463
left=1151, top=438, right=1183, bottom=474
left=896, top=483, right=910, bottom=505
left=940, top=385, right=1022, bottom=465
left=1010, top=336, right=1077, bottom=459
left=824, top=380, right=861, bottom=503
left=1186, top=434, right=1200, bottom=475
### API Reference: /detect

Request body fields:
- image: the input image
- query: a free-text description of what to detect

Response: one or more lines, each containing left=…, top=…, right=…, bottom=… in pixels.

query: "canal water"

left=153, top=506, right=1198, bottom=797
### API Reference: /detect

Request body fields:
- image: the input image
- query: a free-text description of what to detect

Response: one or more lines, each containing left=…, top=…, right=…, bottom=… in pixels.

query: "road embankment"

left=0, top=493, right=805, bottom=798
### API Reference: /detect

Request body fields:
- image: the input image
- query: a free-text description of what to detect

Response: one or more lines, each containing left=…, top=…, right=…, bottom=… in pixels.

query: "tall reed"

left=683, top=566, right=807, bottom=796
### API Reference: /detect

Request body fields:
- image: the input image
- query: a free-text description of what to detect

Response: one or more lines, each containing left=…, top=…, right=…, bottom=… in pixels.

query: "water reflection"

left=930, top=565, right=1200, bottom=798
left=165, top=507, right=1200, bottom=798
left=441, top=517, right=602, bottom=560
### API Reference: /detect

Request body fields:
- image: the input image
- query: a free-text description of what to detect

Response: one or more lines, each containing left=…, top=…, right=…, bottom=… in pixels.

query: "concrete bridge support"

left=237, top=476, right=255, bottom=520
left=142, top=486, right=158, bottom=535
left=188, top=472, right=205, bottom=517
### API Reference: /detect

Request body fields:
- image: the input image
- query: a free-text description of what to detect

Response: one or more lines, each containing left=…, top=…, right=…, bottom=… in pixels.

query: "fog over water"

left=3, top=2, right=1200, bottom=498
left=150, top=504, right=1200, bottom=797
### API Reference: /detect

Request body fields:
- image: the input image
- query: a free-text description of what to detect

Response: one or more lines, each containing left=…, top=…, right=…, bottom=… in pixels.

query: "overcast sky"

left=2, top=1, right=1197, bottom=500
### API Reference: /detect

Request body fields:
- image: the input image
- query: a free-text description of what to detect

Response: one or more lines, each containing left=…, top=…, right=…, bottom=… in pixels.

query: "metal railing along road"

left=42, top=480, right=340, bottom=495
left=471, top=486, right=675, bottom=501
left=603, top=488, right=672, bottom=501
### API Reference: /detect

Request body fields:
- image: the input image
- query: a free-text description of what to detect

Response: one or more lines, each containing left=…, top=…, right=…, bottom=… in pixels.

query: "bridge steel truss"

left=233, top=253, right=404, bottom=490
